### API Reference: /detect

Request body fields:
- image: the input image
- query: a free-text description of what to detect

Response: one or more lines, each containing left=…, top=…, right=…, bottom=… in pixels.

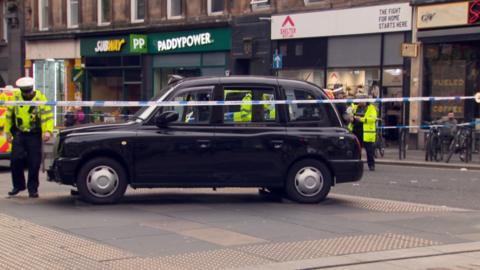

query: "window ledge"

left=131, top=19, right=145, bottom=24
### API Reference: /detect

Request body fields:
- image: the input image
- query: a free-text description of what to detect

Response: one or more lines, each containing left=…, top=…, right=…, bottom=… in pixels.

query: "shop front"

left=271, top=3, right=412, bottom=141
left=80, top=28, right=231, bottom=121
left=26, top=39, right=81, bottom=126
left=415, top=0, right=480, bottom=123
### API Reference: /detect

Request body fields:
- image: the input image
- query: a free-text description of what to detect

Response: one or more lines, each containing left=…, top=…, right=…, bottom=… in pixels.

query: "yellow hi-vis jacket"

left=233, top=93, right=252, bottom=122
left=358, top=104, right=378, bottom=143
left=347, top=103, right=377, bottom=143
left=5, top=90, right=54, bottom=136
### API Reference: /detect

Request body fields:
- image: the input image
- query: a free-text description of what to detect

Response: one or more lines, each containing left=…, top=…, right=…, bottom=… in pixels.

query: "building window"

left=1, top=1, right=7, bottom=42
left=131, top=0, right=145, bottom=22
left=250, top=0, right=270, bottom=9
left=304, top=0, right=322, bottom=5
left=167, top=0, right=183, bottom=19
left=208, top=0, right=224, bottom=15
left=98, top=0, right=111, bottom=25
left=67, top=0, right=79, bottom=28
left=39, top=0, right=49, bottom=31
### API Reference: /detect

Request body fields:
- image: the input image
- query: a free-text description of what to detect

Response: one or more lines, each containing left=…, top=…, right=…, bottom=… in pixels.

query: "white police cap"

left=15, top=77, right=35, bottom=88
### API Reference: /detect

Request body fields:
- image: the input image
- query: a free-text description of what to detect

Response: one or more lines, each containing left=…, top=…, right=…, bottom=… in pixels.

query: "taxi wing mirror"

left=155, top=111, right=179, bottom=128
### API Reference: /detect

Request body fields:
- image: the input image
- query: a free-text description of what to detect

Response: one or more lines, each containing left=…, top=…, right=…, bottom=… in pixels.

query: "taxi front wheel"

left=285, top=159, right=332, bottom=204
left=77, top=157, right=128, bottom=204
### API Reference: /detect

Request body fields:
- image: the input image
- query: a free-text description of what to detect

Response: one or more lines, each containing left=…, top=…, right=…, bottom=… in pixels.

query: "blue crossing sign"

left=273, top=52, right=283, bottom=70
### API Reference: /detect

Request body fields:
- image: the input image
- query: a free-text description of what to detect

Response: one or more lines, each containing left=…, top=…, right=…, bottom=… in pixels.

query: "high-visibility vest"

left=358, top=104, right=378, bottom=143
left=233, top=93, right=252, bottom=122
left=5, top=90, right=54, bottom=135
left=347, top=104, right=358, bottom=132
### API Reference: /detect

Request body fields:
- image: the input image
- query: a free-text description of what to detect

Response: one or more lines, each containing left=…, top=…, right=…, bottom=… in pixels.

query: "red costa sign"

left=469, top=0, right=480, bottom=24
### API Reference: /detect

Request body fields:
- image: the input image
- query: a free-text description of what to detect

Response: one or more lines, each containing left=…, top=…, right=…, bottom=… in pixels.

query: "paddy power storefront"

left=80, top=28, right=231, bottom=118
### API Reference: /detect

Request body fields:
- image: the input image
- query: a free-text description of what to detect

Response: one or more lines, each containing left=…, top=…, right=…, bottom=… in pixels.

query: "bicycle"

left=423, top=122, right=444, bottom=162
left=445, top=125, right=473, bottom=163
left=374, top=119, right=385, bottom=158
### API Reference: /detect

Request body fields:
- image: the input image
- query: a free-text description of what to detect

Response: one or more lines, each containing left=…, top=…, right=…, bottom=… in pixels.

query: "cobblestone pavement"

left=0, top=166, right=479, bottom=269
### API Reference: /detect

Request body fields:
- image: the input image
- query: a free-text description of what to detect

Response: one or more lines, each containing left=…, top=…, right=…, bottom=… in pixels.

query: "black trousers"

left=11, top=133, right=42, bottom=193
left=364, top=142, right=375, bottom=169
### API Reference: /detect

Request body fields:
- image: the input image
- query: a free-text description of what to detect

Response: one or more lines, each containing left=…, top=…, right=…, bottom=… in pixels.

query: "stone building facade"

left=0, top=0, right=24, bottom=86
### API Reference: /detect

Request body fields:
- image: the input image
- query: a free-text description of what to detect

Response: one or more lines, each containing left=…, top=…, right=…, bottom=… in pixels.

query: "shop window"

left=67, top=0, right=79, bottom=28
left=162, top=90, right=213, bottom=124
left=98, top=0, right=111, bottom=25
left=295, top=43, right=303, bottom=56
left=131, top=0, right=145, bottom=22
left=285, top=88, right=330, bottom=126
left=279, top=44, right=287, bottom=57
left=278, top=69, right=324, bottom=88
left=122, top=55, right=141, bottom=66
left=327, top=68, right=380, bottom=98
left=250, top=0, right=270, bottom=9
left=39, top=0, right=49, bottom=31
left=304, top=0, right=322, bottom=4
left=124, top=70, right=142, bottom=82
left=167, top=0, right=183, bottom=19
left=33, top=60, right=65, bottom=126
left=208, top=0, right=224, bottom=15
left=1, top=1, right=7, bottom=42
left=223, top=88, right=276, bottom=123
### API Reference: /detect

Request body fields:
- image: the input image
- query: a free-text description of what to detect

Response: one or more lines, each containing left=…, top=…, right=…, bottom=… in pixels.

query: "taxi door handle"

left=197, top=140, right=211, bottom=149
left=271, top=140, right=284, bottom=149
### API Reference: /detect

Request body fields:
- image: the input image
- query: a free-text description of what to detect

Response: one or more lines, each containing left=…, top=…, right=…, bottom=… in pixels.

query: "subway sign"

left=80, top=28, right=231, bottom=57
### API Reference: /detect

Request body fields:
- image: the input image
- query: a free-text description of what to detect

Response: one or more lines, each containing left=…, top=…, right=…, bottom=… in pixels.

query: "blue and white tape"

left=0, top=95, right=478, bottom=107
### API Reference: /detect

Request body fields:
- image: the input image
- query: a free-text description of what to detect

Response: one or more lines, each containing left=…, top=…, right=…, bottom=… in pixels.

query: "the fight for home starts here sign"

left=271, top=3, right=412, bottom=40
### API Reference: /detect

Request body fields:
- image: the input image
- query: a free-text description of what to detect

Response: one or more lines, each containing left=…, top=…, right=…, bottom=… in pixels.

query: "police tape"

left=0, top=94, right=478, bottom=107
left=377, top=120, right=480, bottom=130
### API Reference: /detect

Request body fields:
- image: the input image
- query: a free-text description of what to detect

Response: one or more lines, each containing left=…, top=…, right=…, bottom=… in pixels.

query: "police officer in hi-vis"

left=5, top=77, right=53, bottom=198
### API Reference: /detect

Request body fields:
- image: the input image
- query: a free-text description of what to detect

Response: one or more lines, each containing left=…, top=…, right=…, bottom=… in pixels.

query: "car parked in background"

left=48, top=76, right=363, bottom=204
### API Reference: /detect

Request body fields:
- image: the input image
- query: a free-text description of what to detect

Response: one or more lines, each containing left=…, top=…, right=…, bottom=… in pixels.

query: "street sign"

left=273, top=52, right=283, bottom=70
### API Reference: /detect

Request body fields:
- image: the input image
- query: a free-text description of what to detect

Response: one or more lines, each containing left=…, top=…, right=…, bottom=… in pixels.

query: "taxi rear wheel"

left=285, top=159, right=332, bottom=203
left=77, top=157, right=128, bottom=204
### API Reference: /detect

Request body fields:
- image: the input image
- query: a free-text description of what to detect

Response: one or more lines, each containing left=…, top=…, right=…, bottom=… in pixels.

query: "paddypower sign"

left=81, top=28, right=231, bottom=57
left=149, top=28, right=231, bottom=54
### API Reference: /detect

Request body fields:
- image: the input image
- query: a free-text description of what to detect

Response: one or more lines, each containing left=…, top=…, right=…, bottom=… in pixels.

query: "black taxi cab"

left=48, top=76, right=363, bottom=204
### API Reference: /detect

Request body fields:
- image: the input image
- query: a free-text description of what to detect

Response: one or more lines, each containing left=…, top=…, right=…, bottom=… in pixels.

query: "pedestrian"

left=5, top=77, right=54, bottom=198
left=352, top=93, right=378, bottom=171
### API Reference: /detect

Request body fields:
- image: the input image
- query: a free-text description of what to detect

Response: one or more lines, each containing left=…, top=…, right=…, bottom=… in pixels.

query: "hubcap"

left=86, top=166, right=119, bottom=198
left=294, top=166, right=324, bottom=197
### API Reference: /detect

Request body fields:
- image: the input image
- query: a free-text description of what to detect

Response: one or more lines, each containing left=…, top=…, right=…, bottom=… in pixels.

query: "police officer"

left=352, top=93, right=378, bottom=171
left=5, top=77, right=54, bottom=198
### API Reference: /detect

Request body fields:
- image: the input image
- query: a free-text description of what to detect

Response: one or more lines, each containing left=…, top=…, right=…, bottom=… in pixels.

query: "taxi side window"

left=285, top=88, right=330, bottom=126
left=222, top=88, right=276, bottom=123
left=162, top=90, right=212, bottom=124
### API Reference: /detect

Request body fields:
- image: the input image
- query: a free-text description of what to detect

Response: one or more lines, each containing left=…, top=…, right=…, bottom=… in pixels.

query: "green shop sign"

left=81, top=28, right=231, bottom=57
left=148, top=28, right=231, bottom=54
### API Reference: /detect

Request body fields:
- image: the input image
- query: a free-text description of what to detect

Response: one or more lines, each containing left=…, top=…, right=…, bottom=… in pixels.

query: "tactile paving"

left=107, top=249, right=272, bottom=270
left=330, top=194, right=467, bottom=213
left=237, top=233, right=440, bottom=262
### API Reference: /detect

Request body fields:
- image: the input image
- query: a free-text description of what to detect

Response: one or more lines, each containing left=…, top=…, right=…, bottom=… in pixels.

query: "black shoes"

left=369, top=166, right=375, bottom=171
left=7, top=188, right=38, bottom=198
left=8, top=188, right=26, bottom=196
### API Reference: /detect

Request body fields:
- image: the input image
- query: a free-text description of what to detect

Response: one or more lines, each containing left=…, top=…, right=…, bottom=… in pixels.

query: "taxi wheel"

left=77, top=157, right=128, bottom=204
left=285, top=159, right=332, bottom=204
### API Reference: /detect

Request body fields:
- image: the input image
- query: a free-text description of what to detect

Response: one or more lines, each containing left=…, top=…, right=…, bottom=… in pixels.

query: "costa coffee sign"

left=417, top=1, right=480, bottom=29
left=272, top=3, right=412, bottom=40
